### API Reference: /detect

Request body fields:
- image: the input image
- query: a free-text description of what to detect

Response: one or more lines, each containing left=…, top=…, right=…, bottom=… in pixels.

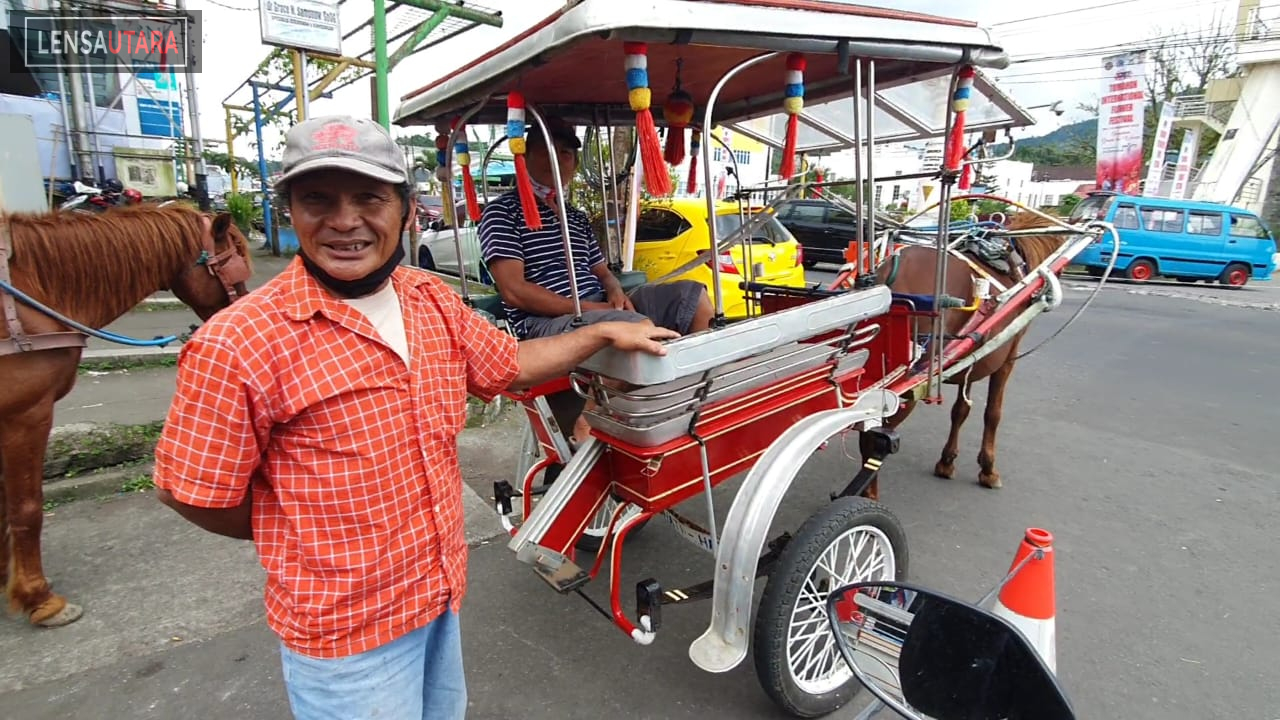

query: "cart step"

left=529, top=546, right=591, bottom=594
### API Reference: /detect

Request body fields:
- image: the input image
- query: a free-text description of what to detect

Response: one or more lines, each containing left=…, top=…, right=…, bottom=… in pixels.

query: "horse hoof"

left=933, top=462, right=955, bottom=479
left=30, top=599, right=83, bottom=628
left=978, top=472, right=1002, bottom=489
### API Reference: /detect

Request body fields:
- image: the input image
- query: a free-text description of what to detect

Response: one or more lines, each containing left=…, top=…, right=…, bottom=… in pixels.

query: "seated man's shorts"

left=521, top=280, right=706, bottom=339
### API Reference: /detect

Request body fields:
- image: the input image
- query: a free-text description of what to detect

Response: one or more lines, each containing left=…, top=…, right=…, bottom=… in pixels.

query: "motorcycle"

left=826, top=530, right=1076, bottom=720
left=59, top=179, right=142, bottom=213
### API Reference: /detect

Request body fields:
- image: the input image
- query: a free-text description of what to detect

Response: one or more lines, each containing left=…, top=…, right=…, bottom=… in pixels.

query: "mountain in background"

left=992, top=118, right=1096, bottom=155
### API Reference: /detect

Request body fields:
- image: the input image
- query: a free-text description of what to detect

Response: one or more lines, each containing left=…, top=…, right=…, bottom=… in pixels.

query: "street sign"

left=259, top=0, right=341, bottom=55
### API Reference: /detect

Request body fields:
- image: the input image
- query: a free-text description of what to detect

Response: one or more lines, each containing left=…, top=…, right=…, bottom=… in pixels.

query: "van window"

left=717, top=212, right=793, bottom=245
left=1113, top=204, right=1139, bottom=229
left=1140, top=207, right=1184, bottom=233
left=1069, top=194, right=1111, bottom=222
left=1187, top=211, right=1224, bottom=236
left=1229, top=214, right=1269, bottom=239
left=635, top=208, right=692, bottom=242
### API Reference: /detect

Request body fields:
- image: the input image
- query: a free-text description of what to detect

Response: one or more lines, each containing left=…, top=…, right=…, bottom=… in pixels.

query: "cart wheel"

left=574, top=495, right=647, bottom=553
left=753, top=497, right=907, bottom=718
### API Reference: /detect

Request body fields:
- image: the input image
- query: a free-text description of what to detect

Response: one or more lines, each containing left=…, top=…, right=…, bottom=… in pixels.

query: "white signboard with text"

left=259, top=0, right=341, bottom=55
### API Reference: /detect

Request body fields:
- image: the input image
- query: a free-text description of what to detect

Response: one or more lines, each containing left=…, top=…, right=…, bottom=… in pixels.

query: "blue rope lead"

left=0, top=279, right=179, bottom=347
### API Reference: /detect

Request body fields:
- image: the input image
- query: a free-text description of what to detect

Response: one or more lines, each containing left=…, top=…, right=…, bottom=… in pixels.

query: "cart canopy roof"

left=393, top=0, right=1036, bottom=152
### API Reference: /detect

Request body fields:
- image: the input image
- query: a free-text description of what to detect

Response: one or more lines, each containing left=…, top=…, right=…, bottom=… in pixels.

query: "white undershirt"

left=342, top=281, right=410, bottom=368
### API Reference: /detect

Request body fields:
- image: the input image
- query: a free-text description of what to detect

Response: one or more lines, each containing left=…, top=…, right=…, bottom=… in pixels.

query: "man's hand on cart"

left=509, top=320, right=679, bottom=390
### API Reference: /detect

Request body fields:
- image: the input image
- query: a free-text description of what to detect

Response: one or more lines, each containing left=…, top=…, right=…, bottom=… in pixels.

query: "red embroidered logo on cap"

left=311, top=122, right=360, bottom=152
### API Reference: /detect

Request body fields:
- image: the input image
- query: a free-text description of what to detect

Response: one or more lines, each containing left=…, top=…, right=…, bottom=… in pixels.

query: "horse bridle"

left=197, top=228, right=252, bottom=302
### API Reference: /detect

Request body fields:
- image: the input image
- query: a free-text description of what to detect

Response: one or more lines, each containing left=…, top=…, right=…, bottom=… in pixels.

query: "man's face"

left=527, top=139, right=578, bottom=191
left=288, top=169, right=412, bottom=281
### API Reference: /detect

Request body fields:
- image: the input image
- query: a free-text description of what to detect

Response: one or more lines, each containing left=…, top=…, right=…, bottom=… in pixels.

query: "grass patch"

left=44, top=421, right=165, bottom=480
left=79, top=354, right=179, bottom=375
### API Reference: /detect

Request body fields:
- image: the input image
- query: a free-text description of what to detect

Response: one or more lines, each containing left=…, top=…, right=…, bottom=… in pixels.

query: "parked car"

left=415, top=201, right=489, bottom=283
left=772, top=197, right=861, bottom=268
left=1068, top=191, right=1277, bottom=286
left=628, top=198, right=807, bottom=319
left=416, top=198, right=807, bottom=320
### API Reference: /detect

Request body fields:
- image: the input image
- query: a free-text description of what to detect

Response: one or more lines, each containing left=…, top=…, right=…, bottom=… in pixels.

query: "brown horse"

left=0, top=204, right=251, bottom=627
left=863, top=212, right=1071, bottom=498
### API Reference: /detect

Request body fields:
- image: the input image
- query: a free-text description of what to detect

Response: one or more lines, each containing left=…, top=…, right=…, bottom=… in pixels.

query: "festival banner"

left=1142, top=101, right=1177, bottom=196
left=1095, top=51, right=1147, bottom=194
left=1170, top=127, right=1200, bottom=199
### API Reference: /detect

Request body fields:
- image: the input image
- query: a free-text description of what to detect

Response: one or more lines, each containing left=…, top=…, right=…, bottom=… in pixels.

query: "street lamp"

left=1027, top=100, right=1065, bottom=117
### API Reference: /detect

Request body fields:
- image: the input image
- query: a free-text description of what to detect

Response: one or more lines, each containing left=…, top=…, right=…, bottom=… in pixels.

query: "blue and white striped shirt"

left=478, top=190, right=605, bottom=337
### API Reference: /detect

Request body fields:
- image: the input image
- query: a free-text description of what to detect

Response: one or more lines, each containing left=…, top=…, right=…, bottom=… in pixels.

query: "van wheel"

left=1220, top=263, right=1250, bottom=288
left=1126, top=258, right=1156, bottom=282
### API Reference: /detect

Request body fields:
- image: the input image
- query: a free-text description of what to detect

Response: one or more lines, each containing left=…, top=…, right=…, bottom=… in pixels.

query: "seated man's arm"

left=153, top=334, right=262, bottom=541
left=479, top=201, right=610, bottom=316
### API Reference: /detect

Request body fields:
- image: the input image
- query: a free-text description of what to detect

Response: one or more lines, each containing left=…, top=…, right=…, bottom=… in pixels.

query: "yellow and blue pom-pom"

left=622, top=42, right=671, bottom=197
left=779, top=53, right=806, bottom=179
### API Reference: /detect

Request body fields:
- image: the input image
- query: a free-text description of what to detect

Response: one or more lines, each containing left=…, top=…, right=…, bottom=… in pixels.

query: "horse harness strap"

left=0, top=213, right=88, bottom=356
left=947, top=248, right=1010, bottom=294
left=199, top=230, right=252, bottom=301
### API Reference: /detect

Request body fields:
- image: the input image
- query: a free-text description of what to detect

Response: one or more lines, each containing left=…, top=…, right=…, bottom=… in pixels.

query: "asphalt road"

left=2, top=269, right=1277, bottom=719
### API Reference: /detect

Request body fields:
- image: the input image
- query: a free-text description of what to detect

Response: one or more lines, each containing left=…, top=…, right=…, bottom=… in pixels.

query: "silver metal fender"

left=687, top=389, right=901, bottom=673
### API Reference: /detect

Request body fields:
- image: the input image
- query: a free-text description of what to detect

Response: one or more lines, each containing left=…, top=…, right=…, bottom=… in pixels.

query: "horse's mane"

left=4, top=204, right=230, bottom=320
left=1003, top=212, right=1072, bottom=270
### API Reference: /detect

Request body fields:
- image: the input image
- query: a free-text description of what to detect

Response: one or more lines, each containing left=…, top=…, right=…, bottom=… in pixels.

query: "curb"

left=81, top=347, right=183, bottom=363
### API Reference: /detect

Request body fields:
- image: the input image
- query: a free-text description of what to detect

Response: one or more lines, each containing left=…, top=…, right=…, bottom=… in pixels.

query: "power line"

left=992, top=0, right=1145, bottom=27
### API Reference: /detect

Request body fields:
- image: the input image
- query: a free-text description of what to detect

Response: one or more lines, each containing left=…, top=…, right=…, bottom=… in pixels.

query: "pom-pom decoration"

left=687, top=129, right=701, bottom=195
left=624, top=42, right=673, bottom=197
left=663, top=89, right=695, bottom=166
left=452, top=117, right=481, bottom=223
left=506, top=91, right=542, bottom=230
left=944, top=66, right=977, bottom=174
left=779, top=53, right=806, bottom=180
left=434, top=132, right=456, bottom=228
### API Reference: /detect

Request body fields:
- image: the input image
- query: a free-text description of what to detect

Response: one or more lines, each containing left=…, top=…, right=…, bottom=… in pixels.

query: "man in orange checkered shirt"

left=152, top=115, right=678, bottom=720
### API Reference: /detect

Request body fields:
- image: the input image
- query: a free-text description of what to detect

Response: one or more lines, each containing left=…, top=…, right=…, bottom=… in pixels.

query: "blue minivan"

left=1068, top=192, right=1277, bottom=287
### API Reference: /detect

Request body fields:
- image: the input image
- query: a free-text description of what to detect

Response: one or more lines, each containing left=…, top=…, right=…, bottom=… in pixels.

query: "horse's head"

left=169, top=212, right=254, bottom=320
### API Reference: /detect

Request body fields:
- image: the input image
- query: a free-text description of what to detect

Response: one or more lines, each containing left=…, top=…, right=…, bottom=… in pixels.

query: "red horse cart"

left=393, top=1, right=1111, bottom=716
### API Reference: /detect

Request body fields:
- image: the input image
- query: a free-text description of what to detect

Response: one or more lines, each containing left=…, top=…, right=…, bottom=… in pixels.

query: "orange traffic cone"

left=992, top=527, right=1057, bottom=672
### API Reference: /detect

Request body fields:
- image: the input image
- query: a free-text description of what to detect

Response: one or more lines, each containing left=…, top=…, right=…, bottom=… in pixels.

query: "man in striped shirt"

left=479, top=117, right=714, bottom=443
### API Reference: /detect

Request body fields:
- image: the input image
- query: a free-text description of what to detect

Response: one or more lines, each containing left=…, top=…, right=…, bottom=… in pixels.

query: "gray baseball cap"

left=275, top=115, right=408, bottom=193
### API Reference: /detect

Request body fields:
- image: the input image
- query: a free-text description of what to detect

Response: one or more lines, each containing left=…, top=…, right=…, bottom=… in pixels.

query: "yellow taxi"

left=628, top=198, right=808, bottom=319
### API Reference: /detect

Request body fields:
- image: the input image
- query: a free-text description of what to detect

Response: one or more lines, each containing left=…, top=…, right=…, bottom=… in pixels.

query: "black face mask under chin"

left=299, top=241, right=406, bottom=299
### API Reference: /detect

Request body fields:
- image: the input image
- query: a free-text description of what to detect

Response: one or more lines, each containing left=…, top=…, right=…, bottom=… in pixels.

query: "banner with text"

left=1096, top=51, right=1147, bottom=195
left=1142, top=101, right=1177, bottom=196
left=259, top=0, right=341, bottom=55
left=1170, top=127, right=1200, bottom=199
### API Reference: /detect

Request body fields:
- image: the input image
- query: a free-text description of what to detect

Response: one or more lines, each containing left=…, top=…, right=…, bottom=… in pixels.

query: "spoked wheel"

left=512, top=420, right=648, bottom=553
left=754, top=497, right=908, bottom=718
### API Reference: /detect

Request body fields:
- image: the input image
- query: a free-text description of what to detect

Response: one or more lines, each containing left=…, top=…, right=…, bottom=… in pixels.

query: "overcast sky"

left=185, top=0, right=1240, bottom=156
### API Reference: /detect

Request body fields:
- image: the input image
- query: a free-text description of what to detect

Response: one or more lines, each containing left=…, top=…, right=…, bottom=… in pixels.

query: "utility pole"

left=177, top=0, right=210, bottom=210
left=59, top=0, right=94, bottom=181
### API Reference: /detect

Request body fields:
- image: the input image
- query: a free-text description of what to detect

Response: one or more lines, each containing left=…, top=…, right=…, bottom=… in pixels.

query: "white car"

left=416, top=219, right=491, bottom=285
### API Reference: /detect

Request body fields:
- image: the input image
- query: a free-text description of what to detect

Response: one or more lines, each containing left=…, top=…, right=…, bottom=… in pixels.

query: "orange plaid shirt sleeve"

left=154, top=260, right=520, bottom=659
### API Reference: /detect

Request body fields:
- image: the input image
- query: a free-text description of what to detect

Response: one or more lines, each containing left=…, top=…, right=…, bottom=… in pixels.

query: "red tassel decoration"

left=624, top=42, right=672, bottom=197
left=779, top=53, right=806, bottom=180
left=687, top=129, right=701, bottom=195
left=945, top=66, right=977, bottom=172
left=506, top=92, right=542, bottom=230
left=452, top=117, right=482, bottom=223
left=663, top=89, right=695, bottom=166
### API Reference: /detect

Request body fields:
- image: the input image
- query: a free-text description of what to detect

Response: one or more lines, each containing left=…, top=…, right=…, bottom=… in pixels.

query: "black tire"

left=1125, top=257, right=1156, bottom=282
left=418, top=245, right=436, bottom=271
left=754, top=497, right=909, bottom=718
left=1219, top=262, right=1250, bottom=288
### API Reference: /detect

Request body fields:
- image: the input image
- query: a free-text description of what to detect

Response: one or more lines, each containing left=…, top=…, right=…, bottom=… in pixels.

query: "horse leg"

left=977, top=346, right=1020, bottom=490
left=934, top=371, right=975, bottom=479
left=1, top=404, right=82, bottom=627
left=0, top=452, right=7, bottom=591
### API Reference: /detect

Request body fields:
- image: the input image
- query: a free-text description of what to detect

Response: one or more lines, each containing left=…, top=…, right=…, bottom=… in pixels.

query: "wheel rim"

left=1228, top=268, right=1247, bottom=286
left=583, top=495, right=640, bottom=537
left=1131, top=263, right=1151, bottom=280
left=785, top=525, right=897, bottom=695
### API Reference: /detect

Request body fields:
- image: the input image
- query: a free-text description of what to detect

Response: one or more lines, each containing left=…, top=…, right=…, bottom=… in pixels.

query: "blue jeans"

left=279, top=610, right=467, bottom=720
